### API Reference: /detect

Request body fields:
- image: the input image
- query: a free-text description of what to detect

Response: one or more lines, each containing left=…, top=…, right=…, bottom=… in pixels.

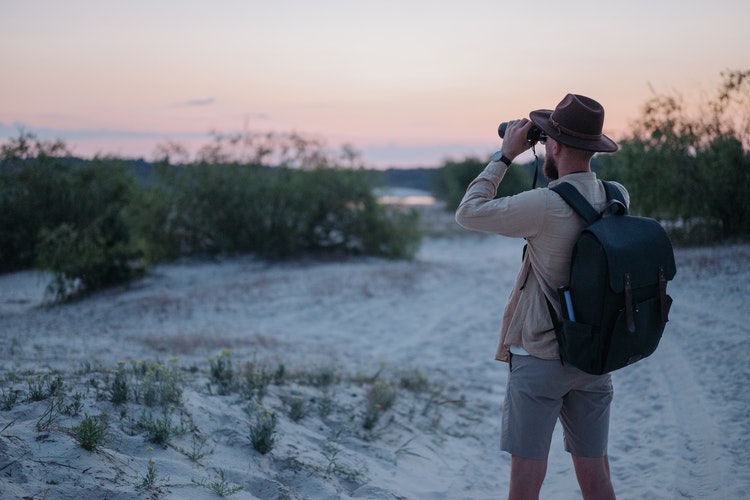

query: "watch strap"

left=492, top=151, right=512, bottom=166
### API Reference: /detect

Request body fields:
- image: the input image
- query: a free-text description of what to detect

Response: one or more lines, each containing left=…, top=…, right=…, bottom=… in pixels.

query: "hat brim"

left=529, top=109, right=618, bottom=153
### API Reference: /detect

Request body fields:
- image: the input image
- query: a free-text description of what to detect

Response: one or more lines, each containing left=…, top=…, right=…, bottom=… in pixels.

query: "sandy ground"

left=1, top=209, right=749, bottom=499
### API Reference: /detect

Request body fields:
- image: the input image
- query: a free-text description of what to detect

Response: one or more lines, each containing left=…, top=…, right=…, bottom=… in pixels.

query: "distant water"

left=375, top=187, right=436, bottom=206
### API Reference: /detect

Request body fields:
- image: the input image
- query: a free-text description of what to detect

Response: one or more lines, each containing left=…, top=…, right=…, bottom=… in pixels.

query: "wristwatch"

left=491, top=150, right=512, bottom=166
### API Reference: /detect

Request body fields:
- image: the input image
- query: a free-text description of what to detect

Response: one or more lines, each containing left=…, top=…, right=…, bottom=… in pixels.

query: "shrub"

left=192, top=470, right=244, bottom=497
left=287, top=396, right=308, bottom=422
left=399, top=369, right=430, bottom=393
left=249, top=410, right=278, bottom=454
left=140, top=457, right=159, bottom=490
left=0, top=135, right=144, bottom=298
left=0, top=133, right=71, bottom=273
left=138, top=410, right=186, bottom=447
left=1, top=386, right=18, bottom=411
left=108, top=369, right=129, bottom=405
left=1, top=131, right=422, bottom=294
left=363, top=381, right=398, bottom=430
left=141, top=164, right=421, bottom=261
left=209, top=351, right=235, bottom=395
left=72, top=414, right=109, bottom=451
left=241, top=362, right=273, bottom=402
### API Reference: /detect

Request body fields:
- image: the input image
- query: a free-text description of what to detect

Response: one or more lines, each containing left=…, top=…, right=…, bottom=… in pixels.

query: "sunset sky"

left=2, top=0, right=748, bottom=167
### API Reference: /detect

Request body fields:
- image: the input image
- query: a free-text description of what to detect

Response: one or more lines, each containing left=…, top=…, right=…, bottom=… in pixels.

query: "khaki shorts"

left=500, top=354, right=613, bottom=460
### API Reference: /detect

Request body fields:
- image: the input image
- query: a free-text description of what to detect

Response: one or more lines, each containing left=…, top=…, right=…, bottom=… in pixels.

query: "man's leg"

left=571, top=454, right=615, bottom=500
left=509, top=456, right=547, bottom=500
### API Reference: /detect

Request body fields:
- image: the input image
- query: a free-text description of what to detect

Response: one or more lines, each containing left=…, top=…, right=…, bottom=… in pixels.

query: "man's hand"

left=500, top=119, right=535, bottom=162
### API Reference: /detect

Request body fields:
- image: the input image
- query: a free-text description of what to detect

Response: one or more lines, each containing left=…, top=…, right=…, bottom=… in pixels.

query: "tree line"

left=0, top=134, right=420, bottom=301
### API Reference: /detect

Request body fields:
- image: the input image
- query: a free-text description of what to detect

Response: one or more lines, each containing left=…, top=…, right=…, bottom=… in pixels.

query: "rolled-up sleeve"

left=454, top=162, right=545, bottom=239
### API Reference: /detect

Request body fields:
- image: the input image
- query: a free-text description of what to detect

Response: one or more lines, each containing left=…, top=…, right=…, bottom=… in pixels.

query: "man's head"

left=530, top=94, right=618, bottom=153
left=531, top=94, right=617, bottom=180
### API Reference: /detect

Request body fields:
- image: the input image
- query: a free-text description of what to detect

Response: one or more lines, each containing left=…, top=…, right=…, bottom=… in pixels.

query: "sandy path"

left=1, top=233, right=749, bottom=498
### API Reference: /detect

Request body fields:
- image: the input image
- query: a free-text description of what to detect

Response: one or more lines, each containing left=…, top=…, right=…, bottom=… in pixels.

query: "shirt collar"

left=548, top=171, right=597, bottom=188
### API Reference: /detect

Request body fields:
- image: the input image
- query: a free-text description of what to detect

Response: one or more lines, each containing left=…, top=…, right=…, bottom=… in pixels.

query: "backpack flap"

left=586, top=213, right=676, bottom=334
left=586, top=214, right=676, bottom=294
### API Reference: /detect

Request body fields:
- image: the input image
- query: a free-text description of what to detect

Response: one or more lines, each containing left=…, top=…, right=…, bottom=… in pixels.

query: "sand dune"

left=1, top=226, right=748, bottom=499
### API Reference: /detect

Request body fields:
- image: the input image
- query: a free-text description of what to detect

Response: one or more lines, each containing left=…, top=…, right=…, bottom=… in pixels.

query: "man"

left=455, top=94, right=626, bottom=500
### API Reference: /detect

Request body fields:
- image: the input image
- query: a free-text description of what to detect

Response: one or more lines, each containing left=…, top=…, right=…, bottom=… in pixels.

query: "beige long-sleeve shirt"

left=455, top=162, right=628, bottom=362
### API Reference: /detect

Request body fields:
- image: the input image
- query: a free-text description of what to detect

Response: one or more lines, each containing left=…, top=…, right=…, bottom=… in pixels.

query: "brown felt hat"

left=529, top=94, right=618, bottom=153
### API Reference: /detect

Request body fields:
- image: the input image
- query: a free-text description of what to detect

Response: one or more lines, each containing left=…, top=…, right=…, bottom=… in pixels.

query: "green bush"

left=1, top=134, right=144, bottom=298
left=363, top=381, right=398, bottom=430
left=0, top=135, right=74, bottom=272
left=249, top=410, right=278, bottom=454
left=36, top=207, right=144, bottom=300
left=141, top=163, right=421, bottom=260
left=72, top=413, right=110, bottom=451
left=1, top=131, right=423, bottom=300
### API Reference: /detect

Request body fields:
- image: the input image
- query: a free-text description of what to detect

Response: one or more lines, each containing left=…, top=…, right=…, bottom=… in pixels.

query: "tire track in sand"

left=658, top=337, right=728, bottom=499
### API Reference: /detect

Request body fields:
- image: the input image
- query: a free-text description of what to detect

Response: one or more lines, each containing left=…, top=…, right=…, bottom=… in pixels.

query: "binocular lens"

left=498, top=122, right=546, bottom=144
left=498, top=122, right=509, bottom=138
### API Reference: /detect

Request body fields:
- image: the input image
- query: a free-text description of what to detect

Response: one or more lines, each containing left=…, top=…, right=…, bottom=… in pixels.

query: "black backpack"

left=547, top=181, right=676, bottom=375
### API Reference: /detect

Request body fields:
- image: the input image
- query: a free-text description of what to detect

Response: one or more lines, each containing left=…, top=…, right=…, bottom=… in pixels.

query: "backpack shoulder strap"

left=601, top=180, right=629, bottom=216
left=601, top=180, right=627, bottom=206
left=550, top=182, right=600, bottom=224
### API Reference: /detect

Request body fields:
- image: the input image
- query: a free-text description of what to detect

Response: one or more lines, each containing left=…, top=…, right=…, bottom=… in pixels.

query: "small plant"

left=393, top=436, right=425, bottom=465
left=46, top=374, right=65, bottom=398
left=179, top=434, right=214, bottom=464
left=399, top=369, right=430, bottom=393
left=139, top=447, right=167, bottom=492
left=37, top=395, right=64, bottom=431
left=138, top=410, right=186, bottom=447
left=141, top=457, right=158, bottom=490
left=273, top=363, right=287, bottom=385
left=27, top=377, right=48, bottom=402
left=193, top=470, right=244, bottom=497
left=323, top=436, right=343, bottom=478
left=1, top=386, right=18, bottom=411
left=308, top=366, right=337, bottom=388
left=63, top=391, right=85, bottom=416
left=317, top=390, right=335, bottom=418
left=363, top=381, right=397, bottom=430
left=110, top=369, right=128, bottom=405
left=242, top=362, right=272, bottom=402
left=133, top=360, right=183, bottom=407
left=249, top=410, right=278, bottom=454
left=287, top=396, right=307, bottom=422
left=209, top=350, right=235, bottom=395
left=322, top=431, right=366, bottom=483
left=78, top=360, right=93, bottom=374
left=72, top=414, right=109, bottom=451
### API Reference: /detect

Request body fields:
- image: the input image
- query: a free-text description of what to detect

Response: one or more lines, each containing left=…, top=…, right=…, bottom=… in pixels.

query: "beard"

left=543, top=153, right=559, bottom=181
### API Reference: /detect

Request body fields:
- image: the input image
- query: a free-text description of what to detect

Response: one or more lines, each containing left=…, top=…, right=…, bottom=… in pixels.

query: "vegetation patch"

left=0, top=353, right=468, bottom=497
